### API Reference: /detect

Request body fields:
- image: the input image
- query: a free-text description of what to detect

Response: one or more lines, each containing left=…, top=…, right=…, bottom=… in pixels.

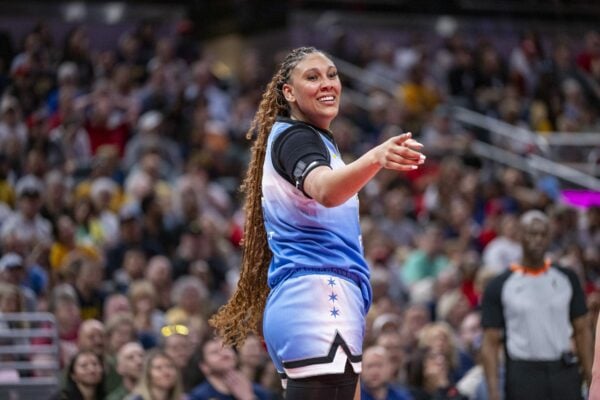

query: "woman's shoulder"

left=272, top=117, right=316, bottom=134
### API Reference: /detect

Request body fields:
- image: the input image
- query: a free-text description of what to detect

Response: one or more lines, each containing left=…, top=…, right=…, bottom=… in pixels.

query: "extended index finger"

left=393, top=132, right=412, bottom=145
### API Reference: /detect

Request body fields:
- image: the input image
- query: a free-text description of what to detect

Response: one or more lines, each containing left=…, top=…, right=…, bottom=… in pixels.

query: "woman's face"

left=72, top=353, right=103, bottom=387
left=424, top=351, right=448, bottom=379
left=149, top=355, right=178, bottom=391
left=283, top=52, right=341, bottom=130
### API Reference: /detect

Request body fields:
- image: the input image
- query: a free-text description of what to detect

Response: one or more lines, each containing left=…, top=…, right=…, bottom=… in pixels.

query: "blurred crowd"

left=0, top=17, right=599, bottom=400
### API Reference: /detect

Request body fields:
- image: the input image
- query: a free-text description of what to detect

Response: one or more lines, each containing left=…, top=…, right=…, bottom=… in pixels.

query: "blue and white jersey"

left=262, top=119, right=372, bottom=310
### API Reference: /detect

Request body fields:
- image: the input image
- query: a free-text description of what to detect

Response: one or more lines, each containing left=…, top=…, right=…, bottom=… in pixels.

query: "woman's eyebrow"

left=302, top=66, right=337, bottom=74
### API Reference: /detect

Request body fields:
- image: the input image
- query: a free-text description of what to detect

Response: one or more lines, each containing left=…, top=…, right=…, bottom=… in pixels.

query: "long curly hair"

left=209, top=46, right=321, bottom=347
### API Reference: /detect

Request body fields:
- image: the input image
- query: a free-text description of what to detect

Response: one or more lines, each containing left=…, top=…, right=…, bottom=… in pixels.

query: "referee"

left=481, top=210, right=592, bottom=400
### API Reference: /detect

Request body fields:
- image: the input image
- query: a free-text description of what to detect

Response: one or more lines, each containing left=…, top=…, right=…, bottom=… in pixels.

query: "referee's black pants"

left=506, top=359, right=582, bottom=400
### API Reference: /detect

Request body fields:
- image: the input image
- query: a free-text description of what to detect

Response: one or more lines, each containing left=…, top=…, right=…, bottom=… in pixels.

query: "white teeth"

left=318, top=96, right=334, bottom=102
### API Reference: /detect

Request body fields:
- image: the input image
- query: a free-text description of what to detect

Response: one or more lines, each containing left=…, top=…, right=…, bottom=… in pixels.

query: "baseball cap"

left=0, top=253, right=24, bottom=272
left=137, top=110, right=163, bottom=133
left=15, top=175, right=44, bottom=198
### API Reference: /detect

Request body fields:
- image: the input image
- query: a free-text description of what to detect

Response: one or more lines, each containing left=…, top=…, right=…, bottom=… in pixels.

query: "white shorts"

left=262, top=273, right=366, bottom=380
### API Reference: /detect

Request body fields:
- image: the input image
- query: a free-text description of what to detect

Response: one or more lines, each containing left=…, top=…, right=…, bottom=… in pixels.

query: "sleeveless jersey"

left=262, top=119, right=372, bottom=309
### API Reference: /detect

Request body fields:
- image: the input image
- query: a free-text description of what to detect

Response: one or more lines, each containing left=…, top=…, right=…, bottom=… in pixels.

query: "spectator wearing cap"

left=0, top=253, right=37, bottom=313
left=0, top=253, right=36, bottom=312
left=124, top=109, right=182, bottom=177
left=1, top=174, right=52, bottom=250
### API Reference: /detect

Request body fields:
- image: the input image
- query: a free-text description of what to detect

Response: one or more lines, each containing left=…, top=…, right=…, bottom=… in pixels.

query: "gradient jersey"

left=262, top=119, right=372, bottom=309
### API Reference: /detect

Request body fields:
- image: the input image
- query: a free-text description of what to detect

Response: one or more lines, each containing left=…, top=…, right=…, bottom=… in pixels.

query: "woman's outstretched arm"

left=304, top=132, right=425, bottom=207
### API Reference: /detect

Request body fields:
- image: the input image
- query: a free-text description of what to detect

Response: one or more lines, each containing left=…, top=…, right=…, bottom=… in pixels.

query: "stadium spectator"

left=106, top=341, right=145, bottom=400
left=188, top=336, right=272, bottom=400
left=406, top=347, right=466, bottom=400
left=51, top=350, right=105, bottom=400
left=128, top=349, right=184, bottom=400
left=361, top=345, right=413, bottom=400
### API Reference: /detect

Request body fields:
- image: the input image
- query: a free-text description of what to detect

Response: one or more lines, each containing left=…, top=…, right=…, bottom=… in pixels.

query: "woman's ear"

left=282, top=83, right=295, bottom=103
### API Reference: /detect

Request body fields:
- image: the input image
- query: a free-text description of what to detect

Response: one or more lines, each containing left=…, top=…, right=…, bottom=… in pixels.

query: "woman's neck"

left=289, top=112, right=330, bottom=132
left=122, top=375, right=137, bottom=392
left=76, top=383, right=96, bottom=400
left=151, top=386, right=170, bottom=400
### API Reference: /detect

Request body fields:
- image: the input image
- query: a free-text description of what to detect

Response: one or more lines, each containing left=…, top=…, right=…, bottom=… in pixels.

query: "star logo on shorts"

left=328, top=292, right=338, bottom=303
left=327, top=278, right=336, bottom=287
left=330, top=307, right=340, bottom=318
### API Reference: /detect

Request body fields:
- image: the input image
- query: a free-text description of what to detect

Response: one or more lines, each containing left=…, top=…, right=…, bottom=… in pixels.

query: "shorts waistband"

left=273, top=267, right=363, bottom=288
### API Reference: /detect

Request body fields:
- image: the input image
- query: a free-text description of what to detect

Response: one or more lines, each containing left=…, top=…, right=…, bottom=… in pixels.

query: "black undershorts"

left=285, top=361, right=358, bottom=400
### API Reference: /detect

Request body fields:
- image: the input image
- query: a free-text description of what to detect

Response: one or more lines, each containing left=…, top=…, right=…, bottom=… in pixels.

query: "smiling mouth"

left=318, top=95, right=336, bottom=103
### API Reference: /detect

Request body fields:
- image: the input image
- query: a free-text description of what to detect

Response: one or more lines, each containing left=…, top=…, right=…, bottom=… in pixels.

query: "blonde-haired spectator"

left=436, top=289, right=472, bottom=331
left=129, top=350, right=184, bottom=400
left=418, top=321, right=474, bottom=383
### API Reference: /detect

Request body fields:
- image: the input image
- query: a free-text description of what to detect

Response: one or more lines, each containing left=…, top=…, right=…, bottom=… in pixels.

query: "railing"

left=0, top=312, right=60, bottom=400
left=331, top=55, right=600, bottom=190
left=450, top=105, right=600, bottom=190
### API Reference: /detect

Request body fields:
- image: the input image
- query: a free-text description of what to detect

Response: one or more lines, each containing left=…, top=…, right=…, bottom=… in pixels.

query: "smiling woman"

left=210, top=46, right=426, bottom=400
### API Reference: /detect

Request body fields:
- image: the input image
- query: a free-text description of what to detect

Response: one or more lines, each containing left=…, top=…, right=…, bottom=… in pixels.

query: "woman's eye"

left=307, top=75, right=317, bottom=81
left=328, top=71, right=338, bottom=78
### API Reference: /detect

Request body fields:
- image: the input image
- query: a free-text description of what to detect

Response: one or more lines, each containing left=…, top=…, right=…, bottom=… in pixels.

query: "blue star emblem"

left=330, top=307, right=340, bottom=318
left=328, top=292, right=338, bottom=302
left=327, top=278, right=336, bottom=287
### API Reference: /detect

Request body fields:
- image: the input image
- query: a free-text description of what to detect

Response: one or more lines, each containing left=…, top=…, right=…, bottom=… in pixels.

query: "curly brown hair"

left=209, top=46, right=321, bottom=347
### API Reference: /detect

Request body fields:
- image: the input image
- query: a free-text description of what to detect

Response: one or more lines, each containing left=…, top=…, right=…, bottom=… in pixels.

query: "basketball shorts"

left=263, top=273, right=366, bottom=383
